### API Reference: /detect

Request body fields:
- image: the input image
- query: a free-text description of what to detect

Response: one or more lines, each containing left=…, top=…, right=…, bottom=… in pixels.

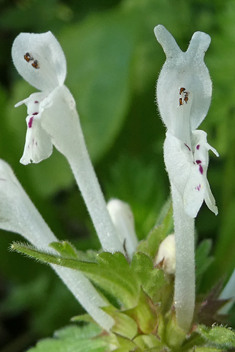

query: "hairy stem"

left=68, top=122, right=124, bottom=254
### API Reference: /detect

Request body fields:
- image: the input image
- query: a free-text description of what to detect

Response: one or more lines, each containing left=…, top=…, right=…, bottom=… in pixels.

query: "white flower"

left=154, top=25, right=218, bottom=218
left=12, top=31, right=124, bottom=254
left=12, top=31, right=74, bottom=165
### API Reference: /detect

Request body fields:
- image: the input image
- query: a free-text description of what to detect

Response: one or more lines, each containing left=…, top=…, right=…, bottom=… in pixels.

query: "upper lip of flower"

left=154, top=24, right=212, bottom=145
left=11, top=31, right=67, bottom=92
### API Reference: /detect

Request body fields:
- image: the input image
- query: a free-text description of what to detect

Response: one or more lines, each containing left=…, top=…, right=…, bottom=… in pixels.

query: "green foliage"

left=9, top=211, right=235, bottom=351
left=197, top=324, right=235, bottom=349
left=137, top=199, right=173, bottom=258
left=27, top=324, right=107, bottom=352
left=195, top=239, right=214, bottom=291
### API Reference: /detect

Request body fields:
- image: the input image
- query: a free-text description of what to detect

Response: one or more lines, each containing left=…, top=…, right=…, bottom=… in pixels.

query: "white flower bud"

left=155, top=234, right=176, bottom=275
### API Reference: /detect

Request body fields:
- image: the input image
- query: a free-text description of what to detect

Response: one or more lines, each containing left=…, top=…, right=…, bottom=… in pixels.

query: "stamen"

left=24, top=52, right=33, bottom=62
left=179, top=87, right=190, bottom=106
left=32, top=60, right=39, bottom=69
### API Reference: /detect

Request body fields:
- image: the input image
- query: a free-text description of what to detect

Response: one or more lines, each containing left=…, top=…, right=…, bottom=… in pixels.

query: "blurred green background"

left=0, top=0, right=235, bottom=350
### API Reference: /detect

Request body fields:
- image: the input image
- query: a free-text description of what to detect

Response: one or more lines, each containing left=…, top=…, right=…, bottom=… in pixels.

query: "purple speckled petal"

left=20, top=113, right=53, bottom=165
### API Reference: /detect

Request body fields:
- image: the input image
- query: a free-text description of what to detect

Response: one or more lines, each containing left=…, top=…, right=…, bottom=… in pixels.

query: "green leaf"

left=133, top=334, right=165, bottom=351
left=195, top=240, right=214, bottom=290
left=71, top=314, right=96, bottom=324
left=131, top=252, right=166, bottom=303
left=137, top=200, right=173, bottom=258
left=195, top=348, right=224, bottom=352
left=50, top=241, right=98, bottom=263
left=50, top=241, right=78, bottom=258
left=27, top=324, right=108, bottom=352
left=11, top=243, right=139, bottom=308
left=164, top=311, right=187, bottom=349
left=102, top=305, right=138, bottom=340
left=124, top=289, right=158, bottom=334
left=197, top=324, right=235, bottom=349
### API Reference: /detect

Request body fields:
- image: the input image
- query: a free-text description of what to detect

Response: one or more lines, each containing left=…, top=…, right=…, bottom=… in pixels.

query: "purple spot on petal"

left=184, top=143, right=191, bottom=151
left=196, top=144, right=200, bottom=150
left=28, top=117, right=33, bottom=128
left=34, top=101, right=39, bottom=104
left=196, top=184, right=201, bottom=191
left=199, top=164, right=203, bottom=174
left=32, top=112, right=38, bottom=115
left=196, top=160, right=201, bottom=164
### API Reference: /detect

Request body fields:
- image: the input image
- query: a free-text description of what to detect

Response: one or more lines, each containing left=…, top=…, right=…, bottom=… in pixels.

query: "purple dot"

left=32, top=112, right=38, bottom=115
left=196, top=184, right=201, bottom=191
left=196, top=144, right=200, bottom=150
left=28, top=117, right=33, bottom=128
left=34, top=101, right=39, bottom=104
left=196, top=160, right=201, bottom=164
left=184, top=143, right=191, bottom=151
left=199, top=164, right=203, bottom=174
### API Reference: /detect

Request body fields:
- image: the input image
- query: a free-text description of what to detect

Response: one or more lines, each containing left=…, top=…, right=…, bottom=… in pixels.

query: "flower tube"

left=12, top=32, right=124, bottom=254
left=154, top=25, right=218, bottom=331
left=0, top=159, right=114, bottom=331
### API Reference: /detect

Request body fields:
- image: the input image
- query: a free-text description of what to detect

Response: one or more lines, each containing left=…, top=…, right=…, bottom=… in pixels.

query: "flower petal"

left=184, top=165, right=218, bottom=217
left=184, top=130, right=218, bottom=217
left=40, top=85, right=81, bottom=158
left=15, top=92, right=48, bottom=114
left=155, top=25, right=212, bottom=136
left=20, top=114, right=53, bottom=165
left=12, top=31, right=66, bottom=92
left=163, top=131, right=191, bottom=196
left=0, top=160, right=55, bottom=242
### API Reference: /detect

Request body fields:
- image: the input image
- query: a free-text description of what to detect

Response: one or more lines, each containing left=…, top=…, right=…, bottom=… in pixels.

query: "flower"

left=0, top=159, right=114, bottom=331
left=154, top=25, right=218, bottom=218
left=12, top=31, right=75, bottom=165
left=12, top=32, right=124, bottom=254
